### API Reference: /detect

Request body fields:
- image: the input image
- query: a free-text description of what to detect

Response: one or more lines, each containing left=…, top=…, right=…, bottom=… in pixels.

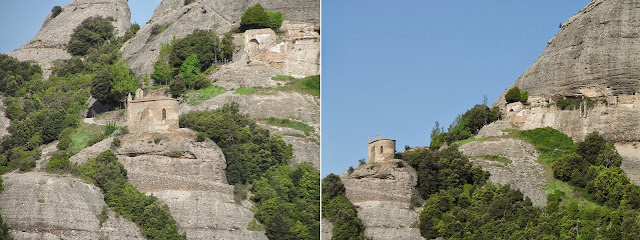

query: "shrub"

left=267, top=11, right=284, bottom=30
left=67, top=16, right=115, bottom=56
left=112, top=138, right=121, bottom=147
left=184, top=0, right=195, bottom=5
left=240, top=4, right=270, bottom=30
left=87, top=134, right=105, bottom=147
left=46, top=151, right=71, bottom=173
left=520, top=90, right=529, bottom=103
left=51, top=6, right=62, bottom=18
left=505, top=87, right=521, bottom=103
left=148, top=24, right=170, bottom=42
left=170, top=75, right=186, bottom=97
left=104, top=121, right=117, bottom=136
left=577, top=131, right=607, bottom=165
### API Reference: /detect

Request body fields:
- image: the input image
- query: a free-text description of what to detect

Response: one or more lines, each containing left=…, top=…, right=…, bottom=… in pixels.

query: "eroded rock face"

left=181, top=91, right=319, bottom=125
left=121, top=0, right=320, bottom=76
left=0, top=172, right=143, bottom=240
left=69, top=129, right=266, bottom=239
left=496, top=0, right=640, bottom=104
left=7, top=0, right=131, bottom=79
left=321, top=218, right=333, bottom=240
left=339, top=161, right=424, bottom=240
left=458, top=138, right=548, bottom=206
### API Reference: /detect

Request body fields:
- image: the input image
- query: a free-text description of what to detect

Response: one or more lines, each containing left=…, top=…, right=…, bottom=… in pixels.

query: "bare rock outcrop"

left=0, top=172, right=143, bottom=240
left=181, top=91, right=319, bottom=125
left=339, top=161, right=424, bottom=240
left=69, top=129, right=266, bottom=239
left=7, top=0, right=131, bottom=79
left=121, top=0, right=319, bottom=76
left=458, top=138, right=548, bottom=206
left=495, top=0, right=640, bottom=104
left=321, top=218, right=333, bottom=240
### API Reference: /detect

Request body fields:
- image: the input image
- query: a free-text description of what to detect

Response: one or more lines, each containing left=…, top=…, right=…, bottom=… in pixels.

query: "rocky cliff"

left=7, top=0, right=131, bottom=79
left=492, top=0, right=640, bottom=184
left=0, top=172, right=143, bottom=240
left=121, top=0, right=319, bottom=77
left=496, top=0, right=640, bottom=103
left=69, top=129, right=267, bottom=239
left=338, top=160, right=424, bottom=240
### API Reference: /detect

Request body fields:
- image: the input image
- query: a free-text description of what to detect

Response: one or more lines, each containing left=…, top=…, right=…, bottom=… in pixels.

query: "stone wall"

left=367, top=138, right=396, bottom=164
left=127, top=89, right=179, bottom=133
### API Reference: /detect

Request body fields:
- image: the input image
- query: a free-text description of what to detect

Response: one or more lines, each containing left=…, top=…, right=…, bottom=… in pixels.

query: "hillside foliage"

left=75, top=151, right=185, bottom=239
left=252, top=163, right=320, bottom=239
left=430, top=104, right=501, bottom=148
left=240, top=4, right=284, bottom=31
left=415, top=128, right=640, bottom=239
left=67, top=16, right=115, bottom=56
left=321, top=174, right=366, bottom=240
left=179, top=103, right=292, bottom=185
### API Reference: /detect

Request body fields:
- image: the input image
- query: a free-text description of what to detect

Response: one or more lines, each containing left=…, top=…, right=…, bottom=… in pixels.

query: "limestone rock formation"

left=69, top=129, right=267, bottom=239
left=121, top=0, right=320, bottom=76
left=458, top=137, right=548, bottom=206
left=496, top=0, right=640, bottom=103
left=493, top=0, right=640, bottom=185
left=7, top=0, right=131, bottom=79
left=339, top=160, right=424, bottom=240
left=0, top=172, right=143, bottom=240
left=321, top=218, right=333, bottom=240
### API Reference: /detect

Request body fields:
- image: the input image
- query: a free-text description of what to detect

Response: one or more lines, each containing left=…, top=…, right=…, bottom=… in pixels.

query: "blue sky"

left=321, top=1, right=590, bottom=176
left=0, top=0, right=161, bottom=54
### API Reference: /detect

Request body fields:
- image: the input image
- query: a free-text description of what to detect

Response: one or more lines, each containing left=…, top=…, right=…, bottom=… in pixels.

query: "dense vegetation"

left=0, top=21, right=140, bottom=174
left=180, top=103, right=320, bottom=239
left=321, top=174, right=366, bottom=240
left=179, top=103, right=292, bottom=185
left=252, top=163, right=320, bottom=239
left=240, top=4, right=284, bottom=31
left=505, top=87, right=528, bottom=103
left=75, top=151, right=185, bottom=239
left=430, top=103, right=500, bottom=148
left=151, top=29, right=233, bottom=96
left=415, top=127, right=640, bottom=239
left=67, top=16, right=115, bottom=56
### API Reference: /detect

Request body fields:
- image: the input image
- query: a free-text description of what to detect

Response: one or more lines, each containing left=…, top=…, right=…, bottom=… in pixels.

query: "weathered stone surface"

left=0, top=172, right=143, bottom=240
left=339, top=161, right=424, bottom=240
left=151, top=190, right=267, bottom=240
left=475, top=120, right=514, bottom=138
left=212, top=60, right=282, bottom=90
left=321, top=218, right=333, bottom=240
left=68, top=129, right=266, bottom=239
left=121, top=0, right=319, bottom=76
left=7, top=0, right=131, bottom=79
left=181, top=91, right=320, bottom=125
left=0, top=96, right=10, bottom=139
left=616, top=142, right=640, bottom=185
left=458, top=138, right=548, bottom=206
left=282, top=135, right=319, bottom=169
left=495, top=0, right=640, bottom=105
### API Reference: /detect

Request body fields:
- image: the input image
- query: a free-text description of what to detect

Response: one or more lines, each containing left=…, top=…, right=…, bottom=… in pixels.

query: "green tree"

left=267, top=11, right=284, bottom=30
left=240, top=4, right=270, bottom=30
left=179, top=54, right=200, bottom=89
left=91, top=70, right=115, bottom=104
left=67, top=16, right=115, bottom=56
left=505, top=87, right=521, bottom=103
left=586, top=166, right=629, bottom=207
left=109, top=61, right=139, bottom=103
left=169, top=74, right=186, bottom=97
left=577, top=131, right=606, bottom=165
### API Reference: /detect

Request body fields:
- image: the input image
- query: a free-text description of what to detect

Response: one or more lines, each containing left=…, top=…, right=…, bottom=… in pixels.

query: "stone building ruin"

left=127, top=88, right=179, bottom=133
left=367, top=135, right=396, bottom=164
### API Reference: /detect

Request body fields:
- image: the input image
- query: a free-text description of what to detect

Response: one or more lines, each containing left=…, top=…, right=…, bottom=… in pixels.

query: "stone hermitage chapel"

left=367, top=135, right=396, bottom=164
left=126, top=88, right=179, bottom=133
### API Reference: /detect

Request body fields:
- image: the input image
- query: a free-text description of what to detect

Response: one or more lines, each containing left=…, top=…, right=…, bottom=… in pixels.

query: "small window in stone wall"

left=162, top=108, right=166, bottom=120
left=380, top=146, right=383, bottom=153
